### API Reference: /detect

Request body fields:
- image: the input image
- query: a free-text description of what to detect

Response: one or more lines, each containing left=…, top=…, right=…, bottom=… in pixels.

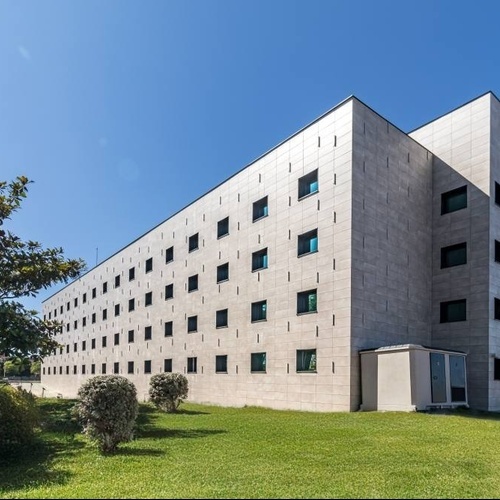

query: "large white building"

left=41, top=91, right=500, bottom=412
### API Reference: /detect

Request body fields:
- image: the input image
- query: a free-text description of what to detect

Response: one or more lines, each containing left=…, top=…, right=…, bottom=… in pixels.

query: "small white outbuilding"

left=360, top=344, right=467, bottom=412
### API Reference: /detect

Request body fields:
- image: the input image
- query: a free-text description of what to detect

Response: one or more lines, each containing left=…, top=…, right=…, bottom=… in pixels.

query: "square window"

left=188, top=274, right=199, bottom=292
left=252, top=248, right=268, bottom=272
left=296, top=349, right=317, bottom=372
left=441, top=186, right=467, bottom=214
left=115, top=274, right=121, bottom=288
left=217, top=216, right=229, bottom=238
left=251, top=352, right=266, bottom=373
left=297, top=289, right=317, bottom=314
left=145, top=257, right=153, bottom=273
left=441, top=242, right=467, bottom=268
left=128, top=361, right=134, bottom=374
left=166, top=246, right=174, bottom=263
left=102, top=308, right=108, bottom=320
left=164, top=359, right=172, bottom=373
left=494, top=358, right=500, bottom=380
left=129, top=267, right=135, bottom=281
left=253, top=196, right=268, bottom=222
left=216, top=309, right=228, bottom=328
left=189, top=233, right=199, bottom=252
left=217, top=263, right=229, bottom=283
left=144, top=360, right=152, bottom=374
left=101, top=363, right=107, bottom=375
left=114, top=362, right=119, bottom=374
left=251, top=300, right=267, bottom=322
left=102, top=336, right=107, bottom=348
left=187, top=315, right=198, bottom=333
left=298, top=169, right=319, bottom=199
left=91, top=338, right=96, bottom=349
left=165, top=321, right=173, bottom=337
left=145, top=326, right=152, bottom=341
left=187, top=357, right=197, bottom=374
left=128, top=330, right=135, bottom=343
left=216, top=355, right=228, bottom=373
left=91, top=364, right=95, bottom=375
left=165, top=284, right=174, bottom=300
left=440, top=299, right=467, bottom=323
left=145, top=291, right=153, bottom=306
left=92, top=288, right=96, bottom=299
left=129, top=298, right=135, bottom=312
left=103, top=282, right=108, bottom=294
left=114, top=333, right=120, bottom=346
left=495, top=298, right=500, bottom=320
left=298, top=229, right=318, bottom=256
left=115, top=303, right=120, bottom=316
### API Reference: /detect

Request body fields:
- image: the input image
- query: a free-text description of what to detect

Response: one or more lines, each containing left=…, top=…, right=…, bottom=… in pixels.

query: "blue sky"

left=1, top=0, right=499, bottom=313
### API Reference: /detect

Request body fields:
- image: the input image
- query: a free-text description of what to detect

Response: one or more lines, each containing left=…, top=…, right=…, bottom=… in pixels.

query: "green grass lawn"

left=1, top=399, right=500, bottom=499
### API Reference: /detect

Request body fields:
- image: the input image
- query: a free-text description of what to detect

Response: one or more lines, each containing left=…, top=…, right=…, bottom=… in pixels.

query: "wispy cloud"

left=18, top=45, right=31, bottom=60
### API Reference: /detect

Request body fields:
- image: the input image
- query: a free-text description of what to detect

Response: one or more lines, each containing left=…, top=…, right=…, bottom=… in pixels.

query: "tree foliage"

left=149, top=372, right=189, bottom=413
left=0, top=176, right=86, bottom=359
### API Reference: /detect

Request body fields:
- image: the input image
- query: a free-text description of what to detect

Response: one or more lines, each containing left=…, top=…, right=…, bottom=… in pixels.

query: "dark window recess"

left=102, top=309, right=107, bottom=320
left=115, top=304, right=120, bottom=316
left=91, top=338, right=96, bottom=349
left=114, top=333, right=120, bottom=345
left=441, top=242, right=467, bottom=269
left=216, top=355, right=228, bottom=373
left=74, top=297, right=78, bottom=307
left=102, top=336, right=107, bottom=348
left=441, top=186, right=467, bottom=214
left=73, top=365, right=77, bottom=375
left=189, top=233, right=199, bottom=252
left=252, top=248, right=268, bottom=271
left=496, top=240, right=500, bottom=263
left=101, top=363, right=107, bottom=375
left=92, top=288, right=96, bottom=299
left=251, top=300, right=267, bottom=322
left=145, top=291, right=153, bottom=306
left=217, top=263, right=229, bottom=283
left=83, top=293, right=87, bottom=303
left=164, top=321, right=173, bottom=337
left=216, top=309, right=228, bottom=328
left=144, top=360, right=152, bottom=374
left=298, top=169, right=319, bottom=199
left=91, top=364, right=95, bottom=375
left=129, top=267, right=135, bottom=281
left=73, top=342, right=77, bottom=352
left=114, top=362, right=119, bottom=374
left=165, top=284, right=174, bottom=299
left=145, top=326, right=152, bottom=341
left=296, top=349, right=317, bottom=372
left=103, top=282, right=108, bottom=294
left=297, top=289, right=317, bottom=314
left=298, top=229, right=318, bottom=256
left=253, top=196, right=268, bottom=222
left=128, top=361, right=134, bottom=374
left=164, top=359, right=173, bottom=373
left=251, top=352, right=266, bottom=372
left=217, top=217, right=229, bottom=238
left=145, top=257, right=153, bottom=273
left=128, top=330, right=135, bottom=343
left=166, top=246, right=174, bottom=263
left=82, top=340, right=86, bottom=351
left=129, top=298, right=135, bottom=312
left=82, top=365, right=86, bottom=375
left=495, top=298, right=500, bottom=320
left=187, top=315, right=198, bottom=333
left=188, top=274, right=199, bottom=292
left=91, top=313, right=96, bottom=324
left=67, top=301, right=70, bottom=311
left=83, top=317, right=87, bottom=327
left=496, top=182, right=500, bottom=206
left=440, top=299, right=467, bottom=323
left=115, top=274, right=121, bottom=288
left=187, top=357, right=197, bottom=374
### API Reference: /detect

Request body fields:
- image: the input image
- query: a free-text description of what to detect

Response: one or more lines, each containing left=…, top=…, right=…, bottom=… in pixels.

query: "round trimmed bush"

left=0, top=383, right=39, bottom=449
left=73, top=375, right=138, bottom=453
left=149, top=373, right=188, bottom=413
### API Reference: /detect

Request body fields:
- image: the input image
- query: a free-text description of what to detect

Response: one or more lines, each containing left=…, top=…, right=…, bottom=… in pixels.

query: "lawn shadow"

left=175, top=408, right=211, bottom=415
left=425, top=408, right=500, bottom=421
left=113, top=447, right=165, bottom=457
left=138, top=427, right=227, bottom=440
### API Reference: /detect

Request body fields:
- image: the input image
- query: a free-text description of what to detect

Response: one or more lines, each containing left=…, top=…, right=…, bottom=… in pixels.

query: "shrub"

left=0, top=383, right=39, bottom=449
left=149, top=373, right=188, bottom=413
left=73, top=375, right=138, bottom=453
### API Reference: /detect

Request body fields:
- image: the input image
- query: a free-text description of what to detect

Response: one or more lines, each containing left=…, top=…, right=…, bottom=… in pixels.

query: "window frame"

left=440, top=299, right=467, bottom=323
left=188, top=233, right=199, bottom=252
left=297, top=289, right=318, bottom=315
left=251, top=300, right=267, bottom=322
left=298, top=228, right=318, bottom=257
left=187, top=315, right=198, bottom=333
left=298, top=169, right=319, bottom=200
left=187, top=357, right=197, bottom=374
left=217, top=263, right=229, bottom=283
left=441, top=185, right=467, bottom=215
left=217, top=216, right=230, bottom=239
left=216, top=308, right=228, bottom=328
left=215, top=355, right=228, bottom=374
left=251, top=352, right=267, bottom=373
left=252, top=196, right=269, bottom=222
left=296, top=349, right=317, bottom=373
left=252, top=248, right=268, bottom=272
left=440, top=242, right=467, bottom=269
left=188, top=274, right=199, bottom=292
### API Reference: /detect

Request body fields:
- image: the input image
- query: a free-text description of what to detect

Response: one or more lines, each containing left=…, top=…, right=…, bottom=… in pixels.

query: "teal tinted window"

left=441, top=186, right=467, bottom=214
